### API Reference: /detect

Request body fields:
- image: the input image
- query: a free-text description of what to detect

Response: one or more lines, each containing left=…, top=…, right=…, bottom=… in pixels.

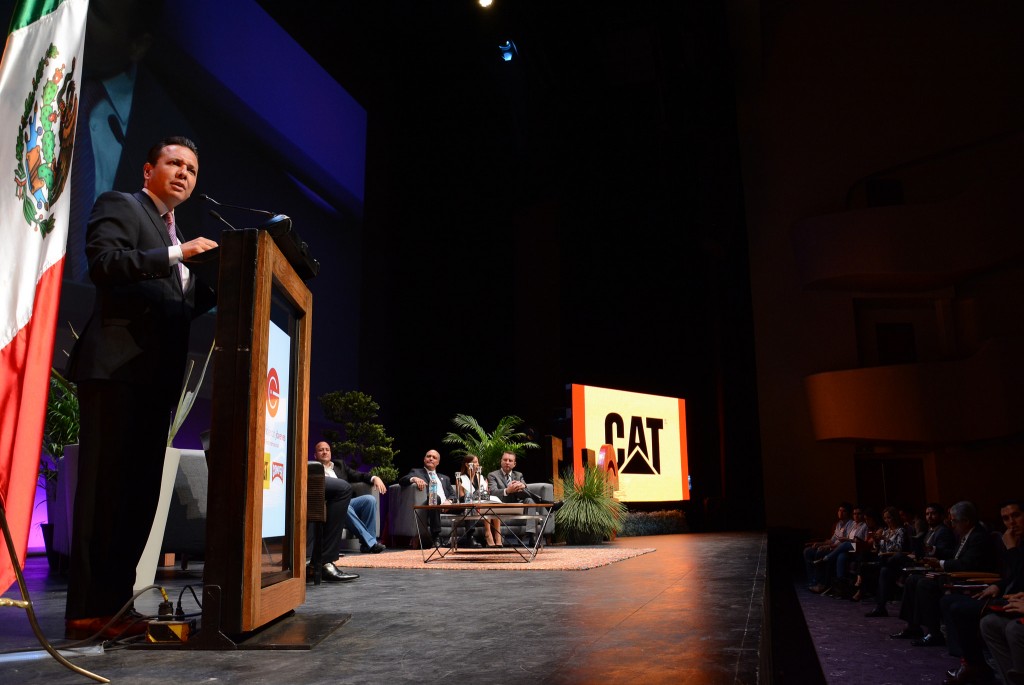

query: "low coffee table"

left=412, top=502, right=554, bottom=563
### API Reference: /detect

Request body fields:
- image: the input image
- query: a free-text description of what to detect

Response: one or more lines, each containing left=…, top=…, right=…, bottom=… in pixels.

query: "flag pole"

left=0, top=497, right=108, bottom=683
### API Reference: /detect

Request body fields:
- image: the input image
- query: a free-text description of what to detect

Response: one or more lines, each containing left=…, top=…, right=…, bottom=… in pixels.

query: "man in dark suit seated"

left=399, top=449, right=455, bottom=547
left=890, top=501, right=997, bottom=647
left=313, top=441, right=386, bottom=555
left=64, top=137, right=218, bottom=640
left=308, top=441, right=374, bottom=583
left=867, top=502, right=957, bottom=617
left=939, top=498, right=1024, bottom=685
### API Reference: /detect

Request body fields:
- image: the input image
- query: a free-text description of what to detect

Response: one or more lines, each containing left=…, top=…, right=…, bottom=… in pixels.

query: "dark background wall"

left=252, top=1, right=762, bottom=523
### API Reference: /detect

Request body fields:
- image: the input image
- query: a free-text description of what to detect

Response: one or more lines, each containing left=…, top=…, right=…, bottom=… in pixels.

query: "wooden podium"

left=198, top=228, right=312, bottom=644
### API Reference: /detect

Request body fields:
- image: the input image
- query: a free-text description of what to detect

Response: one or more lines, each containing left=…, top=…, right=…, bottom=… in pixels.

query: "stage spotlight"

left=498, top=40, right=518, bottom=62
left=478, top=0, right=494, bottom=8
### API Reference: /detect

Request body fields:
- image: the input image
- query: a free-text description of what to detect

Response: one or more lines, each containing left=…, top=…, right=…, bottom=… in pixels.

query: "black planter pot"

left=39, top=522, right=61, bottom=573
left=563, top=531, right=605, bottom=545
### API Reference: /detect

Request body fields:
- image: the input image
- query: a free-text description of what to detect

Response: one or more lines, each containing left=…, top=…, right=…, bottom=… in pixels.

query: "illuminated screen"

left=261, top=291, right=300, bottom=583
left=262, top=318, right=290, bottom=538
left=570, top=384, right=689, bottom=503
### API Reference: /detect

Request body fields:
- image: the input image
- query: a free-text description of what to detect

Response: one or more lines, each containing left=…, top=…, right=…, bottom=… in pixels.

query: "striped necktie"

left=163, top=210, right=184, bottom=280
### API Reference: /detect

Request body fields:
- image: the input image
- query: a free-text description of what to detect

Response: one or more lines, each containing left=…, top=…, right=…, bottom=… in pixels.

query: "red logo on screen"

left=267, top=368, right=280, bottom=417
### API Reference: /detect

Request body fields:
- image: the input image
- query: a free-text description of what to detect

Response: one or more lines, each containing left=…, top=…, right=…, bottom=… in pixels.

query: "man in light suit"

left=488, top=451, right=535, bottom=507
left=64, top=137, right=218, bottom=640
left=399, top=449, right=455, bottom=546
left=487, top=450, right=563, bottom=546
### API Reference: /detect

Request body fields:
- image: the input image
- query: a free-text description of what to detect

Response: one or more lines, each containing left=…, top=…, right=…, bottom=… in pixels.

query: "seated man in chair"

left=314, top=441, right=387, bottom=555
left=399, top=449, right=456, bottom=547
left=487, top=450, right=561, bottom=545
left=487, top=450, right=562, bottom=509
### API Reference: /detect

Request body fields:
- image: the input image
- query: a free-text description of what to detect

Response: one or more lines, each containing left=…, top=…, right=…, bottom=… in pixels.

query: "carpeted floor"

left=338, top=544, right=656, bottom=571
left=796, top=584, right=971, bottom=685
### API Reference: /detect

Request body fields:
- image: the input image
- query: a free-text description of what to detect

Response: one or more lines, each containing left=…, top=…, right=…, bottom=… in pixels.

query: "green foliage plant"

left=441, top=413, right=538, bottom=475
left=620, top=509, right=688, bottom=537
left=555, top=465, right=627, bottom=545
left=319, top=390, right=399, bottom=484
left=41, top=369, right=78, bottom=487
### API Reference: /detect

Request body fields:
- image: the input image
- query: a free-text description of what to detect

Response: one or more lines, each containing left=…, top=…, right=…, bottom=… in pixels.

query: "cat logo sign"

left=570, top=383, right=689, bottom=502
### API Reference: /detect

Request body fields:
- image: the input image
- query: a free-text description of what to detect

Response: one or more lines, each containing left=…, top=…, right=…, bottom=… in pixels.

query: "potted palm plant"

left=40, top=368, right=78, bottom=568
left=442, top=413, right=538, bottom=475
left=555, top=465, right=626, bottom=545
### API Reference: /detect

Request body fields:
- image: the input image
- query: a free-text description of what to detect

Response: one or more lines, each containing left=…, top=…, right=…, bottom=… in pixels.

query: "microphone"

left=199, top=193, right=277, bottom=218
left=208, top=210, right=238, bottom=231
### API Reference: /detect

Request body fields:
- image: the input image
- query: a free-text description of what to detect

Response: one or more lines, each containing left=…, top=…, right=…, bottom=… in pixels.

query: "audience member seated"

left=890, top=501, right=996, bottom=647
left=852, top=506, right=906, bottom=603
left=804, top=501, right=855, bottom=594
left=455, top=454, right=502, bottom=547
left=938, top=498, right=1023, bottom=685
left=980, top=592, right=1024, bottom=685
left=815, top=505, right=868, bottom=598
left=900, top=505, right=927, bottom=548
left=867, top=502, right=956, bottom=618
left=398, top=449, right=456, bottom=547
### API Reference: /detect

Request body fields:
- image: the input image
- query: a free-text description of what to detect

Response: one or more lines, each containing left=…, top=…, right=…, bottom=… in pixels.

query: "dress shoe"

left=911, top=633, right=946, bottom=647
left=944, top=661, right=993, bottom=685
left=321, top=563, right=359, bottom=582
left=65, top=610, right=149, bottom=640
left=359, top=542, right=386, bottom=553
left=890, top=627, right=923, bottom=639
left=549, top=500, right=564, bottom=512
left=808, top=584, right=827, bottom=594
left=865, top=608, right=888, bottom=618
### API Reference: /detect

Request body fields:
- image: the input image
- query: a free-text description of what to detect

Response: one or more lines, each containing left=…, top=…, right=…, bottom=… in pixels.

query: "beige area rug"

left=338, top=545, right=656, bottom=571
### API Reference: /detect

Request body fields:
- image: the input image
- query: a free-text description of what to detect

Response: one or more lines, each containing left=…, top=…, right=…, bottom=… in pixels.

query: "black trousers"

left=65, top=380, right=173, bottom=620
left=898, top=572, right=945, bottom=635
left=314, top=477, right=352, bottom=563
left=942, top=592, right=987, bottom=663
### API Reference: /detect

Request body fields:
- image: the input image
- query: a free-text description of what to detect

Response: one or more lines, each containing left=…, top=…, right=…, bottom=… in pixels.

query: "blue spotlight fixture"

left=498, top=40, right=518, bottom=62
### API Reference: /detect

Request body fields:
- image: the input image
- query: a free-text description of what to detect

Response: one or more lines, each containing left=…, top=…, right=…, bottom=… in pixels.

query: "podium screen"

left=261, top=293, right=300, bottom=582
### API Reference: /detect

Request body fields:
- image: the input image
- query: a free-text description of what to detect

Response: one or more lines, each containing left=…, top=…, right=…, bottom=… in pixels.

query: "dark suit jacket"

left=68, top=190, right=216, bottom=401
left=999, top=545, right=1024, bottom=595
left=924, top=524, right=957, bottom=560
left=399, top=467, right=454, bottom=502
left=330, top=460, right=374, bottom=487
left=944, top=526, right=997, bottom=573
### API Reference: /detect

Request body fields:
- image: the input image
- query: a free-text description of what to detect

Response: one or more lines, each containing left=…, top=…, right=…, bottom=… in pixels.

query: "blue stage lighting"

left=498, top=40, right=518, bottom=62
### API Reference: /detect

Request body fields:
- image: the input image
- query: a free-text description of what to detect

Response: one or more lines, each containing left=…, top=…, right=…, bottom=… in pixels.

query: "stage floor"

left=1, top=533, right=765, bottom=684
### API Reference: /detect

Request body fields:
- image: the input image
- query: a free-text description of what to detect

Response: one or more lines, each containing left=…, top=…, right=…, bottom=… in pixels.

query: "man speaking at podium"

left=64, top=137, right=218, bottom=640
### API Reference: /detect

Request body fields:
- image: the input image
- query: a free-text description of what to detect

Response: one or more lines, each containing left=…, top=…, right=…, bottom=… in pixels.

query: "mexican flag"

left=0, top=0, right=87, bottom=594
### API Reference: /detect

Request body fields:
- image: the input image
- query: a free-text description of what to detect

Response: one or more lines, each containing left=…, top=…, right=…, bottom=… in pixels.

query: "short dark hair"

left=998, top=498, right=1024, bottom=511
left=925, top=502, right=945, bottom=514
left=147, top=136, right=198, bottom=165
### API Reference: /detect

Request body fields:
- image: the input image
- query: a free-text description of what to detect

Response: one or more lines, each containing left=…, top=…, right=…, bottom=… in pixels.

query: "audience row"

left=803, top=498, right=1024, bottom=685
